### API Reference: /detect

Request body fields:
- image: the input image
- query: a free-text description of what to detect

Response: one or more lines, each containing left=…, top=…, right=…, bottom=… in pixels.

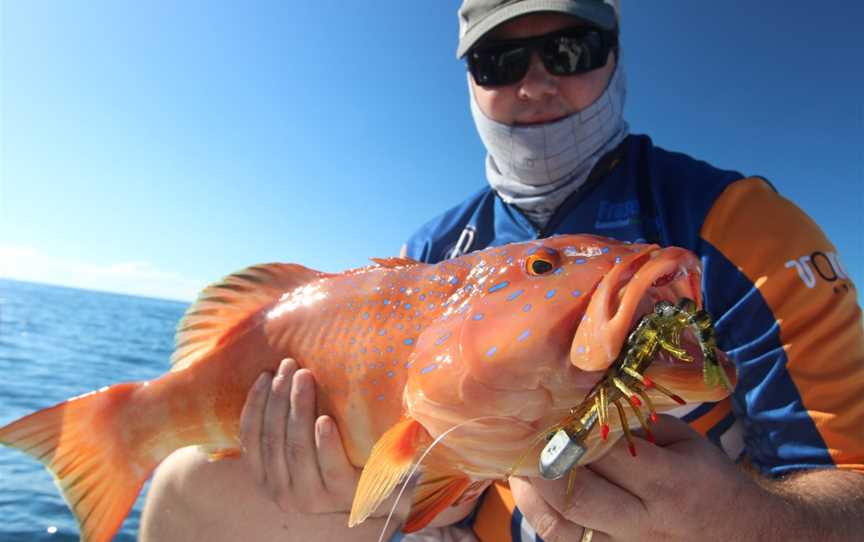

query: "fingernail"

left=318, top=417, right=332, bottom=437
left=255, top=373, right=271, bottom=388
left=279, top=358, right=296, bottom=374
left=295, top=370, right=315, bottom=396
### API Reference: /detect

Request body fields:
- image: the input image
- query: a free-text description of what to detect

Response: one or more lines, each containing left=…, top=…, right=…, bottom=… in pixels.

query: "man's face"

left=469, top=12, right=616, bottom=126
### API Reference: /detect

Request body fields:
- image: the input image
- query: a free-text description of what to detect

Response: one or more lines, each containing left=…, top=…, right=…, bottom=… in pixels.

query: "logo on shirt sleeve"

left=785, top=250, right=853, bottom=293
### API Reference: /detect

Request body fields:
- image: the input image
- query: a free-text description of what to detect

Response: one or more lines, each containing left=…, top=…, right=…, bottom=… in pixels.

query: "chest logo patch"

left=595, top=199, right=641, bottom=229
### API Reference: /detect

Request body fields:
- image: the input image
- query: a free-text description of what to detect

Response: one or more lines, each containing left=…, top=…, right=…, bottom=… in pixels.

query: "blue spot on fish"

left=554, top=268, right=563, bottom=275
left=387, top=370, right=395, bottom=378
left=400, top=287, right=406, bottom=292
left=572, top=290, right=582, bottom=297
left=615, top=256, right=622, bottom=264
left=575, top=258, right=586, bottom=264
left=404, top=303, right=411, bottom=310
left=420, top=364, right=438, bottom=374
left=488, top=281, right=509, bottom=293
left=449, top=276, right=460, bottom=285
left=486, top=346, right=497, bottom=357
left=435, top=332, right=451, bottom=345
left=523, top=304, right=532, bottom=312
left=473, top=313, right=484, bottom=320
left=602, top=247, right=610, bottom=254
left=517, top=330, right=531, bottom=341
left=404, top=338, right=414, bottom=345
left=383, top=299, right=390, bottom=305
left=386, top=346, right=394, bottom=353
left=507, top=289, right=524, bottom=301
left=362, top=312, right=369, bottom=319
left=377, top=394, right=385, bottom=401
left=546, top=289, right=557, bottom=299
left=419, top=294, right=426, bottom=301
left=378, top=329, right=386, bottom=336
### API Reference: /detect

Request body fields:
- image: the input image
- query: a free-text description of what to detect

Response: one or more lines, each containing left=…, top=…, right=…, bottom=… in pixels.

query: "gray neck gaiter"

left=470, top=59, right=629, bottom=229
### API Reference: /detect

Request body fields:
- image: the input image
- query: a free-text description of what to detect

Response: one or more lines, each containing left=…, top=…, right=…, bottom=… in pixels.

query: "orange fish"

left=0, top=234, right=735, bottom=542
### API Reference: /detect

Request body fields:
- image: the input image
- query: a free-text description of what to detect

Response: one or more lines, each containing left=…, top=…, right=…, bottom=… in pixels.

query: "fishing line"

left=375, top=415, right=513, bottom=542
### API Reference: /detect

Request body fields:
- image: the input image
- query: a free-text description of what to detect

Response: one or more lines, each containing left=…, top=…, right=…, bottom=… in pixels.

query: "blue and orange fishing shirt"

left=403, top=134, right=864, bottom=542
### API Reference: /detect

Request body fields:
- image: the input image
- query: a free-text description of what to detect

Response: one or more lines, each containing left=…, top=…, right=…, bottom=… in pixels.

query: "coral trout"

left=0, top=234, right=735, bottom=542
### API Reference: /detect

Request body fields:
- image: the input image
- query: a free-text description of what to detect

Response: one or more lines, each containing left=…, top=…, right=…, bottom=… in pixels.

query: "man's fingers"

left=587, top=414, right=709, bottom=501
left=510, top=468, right=644, bottom=540
left=510, top=476, right=614, bottom=542
left=239, top=372, right=272, bottom=484
left=314, top=416, right=359, bottom=497
left=261, top=358, right=298, bottom=499
left=284, top=368, right=324, bottom=493
left=638, top=413, right=701, bottom=446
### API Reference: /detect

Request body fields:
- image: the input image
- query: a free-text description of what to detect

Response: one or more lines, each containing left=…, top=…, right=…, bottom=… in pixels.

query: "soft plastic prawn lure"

left=536, top=298, right=734, bottom=480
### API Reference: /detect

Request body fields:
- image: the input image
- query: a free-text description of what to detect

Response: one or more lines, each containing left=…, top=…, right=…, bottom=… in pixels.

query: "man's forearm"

left=753, top=468, right=864, bottom=541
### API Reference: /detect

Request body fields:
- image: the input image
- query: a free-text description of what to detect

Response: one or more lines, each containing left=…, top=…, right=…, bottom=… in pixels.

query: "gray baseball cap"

left=457, top=0, right=619, bottom=58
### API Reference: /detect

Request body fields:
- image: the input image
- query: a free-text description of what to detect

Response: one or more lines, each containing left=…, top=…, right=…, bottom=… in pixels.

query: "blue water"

left=0, top=279, right=188, bottom=542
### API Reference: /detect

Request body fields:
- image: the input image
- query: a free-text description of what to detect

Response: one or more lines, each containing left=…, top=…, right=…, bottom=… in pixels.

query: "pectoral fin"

left=203, top=447, right=242, bottom=461
left=348, top=418, right=430, bottom=528
left=403, top=471, right=471, bottom=533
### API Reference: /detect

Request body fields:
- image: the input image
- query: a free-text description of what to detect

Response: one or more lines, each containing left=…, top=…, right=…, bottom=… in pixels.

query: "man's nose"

left=516, top=52, right=558, bottom=101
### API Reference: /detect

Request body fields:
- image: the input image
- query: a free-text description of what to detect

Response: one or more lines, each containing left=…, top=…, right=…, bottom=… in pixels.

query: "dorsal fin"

left=369, top=256, right=419, bottom=268
left=171, top=263, right=322, bottom=371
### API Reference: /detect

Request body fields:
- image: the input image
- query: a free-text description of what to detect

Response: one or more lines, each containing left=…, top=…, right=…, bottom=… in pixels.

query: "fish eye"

left=526, top=249, right=561, bottom=276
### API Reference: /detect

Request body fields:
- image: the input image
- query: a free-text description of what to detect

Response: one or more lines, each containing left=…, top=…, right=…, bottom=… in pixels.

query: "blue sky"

left=1, top=1, right=861, bottom=301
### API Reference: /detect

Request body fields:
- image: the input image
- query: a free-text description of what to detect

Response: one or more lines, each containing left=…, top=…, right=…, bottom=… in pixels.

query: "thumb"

left=634, top=413, right=701, bottom=446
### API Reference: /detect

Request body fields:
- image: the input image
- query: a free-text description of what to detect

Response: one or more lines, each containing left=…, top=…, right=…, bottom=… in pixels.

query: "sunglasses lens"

left=469, top=46, right=531, bottom=87
left=468, top=28, right=614, bottom=86
left=542, top=31, right=606, bottom=75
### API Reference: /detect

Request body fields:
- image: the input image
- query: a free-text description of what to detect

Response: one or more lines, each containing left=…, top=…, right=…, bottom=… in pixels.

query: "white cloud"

left=0, top=245, right=203, bottom=301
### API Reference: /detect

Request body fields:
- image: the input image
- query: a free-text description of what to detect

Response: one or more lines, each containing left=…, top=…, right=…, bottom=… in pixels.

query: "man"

left=141, top=1, right=864, bottom=541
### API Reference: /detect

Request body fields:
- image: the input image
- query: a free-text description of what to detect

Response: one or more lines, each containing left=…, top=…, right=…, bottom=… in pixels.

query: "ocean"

left=0, top=279, right=189, bottom=542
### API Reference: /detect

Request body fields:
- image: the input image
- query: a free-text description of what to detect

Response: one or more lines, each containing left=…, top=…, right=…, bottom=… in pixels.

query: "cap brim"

left=457, top=0, right=617, bottom=58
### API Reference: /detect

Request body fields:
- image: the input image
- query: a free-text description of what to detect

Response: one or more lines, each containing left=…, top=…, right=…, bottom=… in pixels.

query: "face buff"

left=470, top=58, right=629, bottom=229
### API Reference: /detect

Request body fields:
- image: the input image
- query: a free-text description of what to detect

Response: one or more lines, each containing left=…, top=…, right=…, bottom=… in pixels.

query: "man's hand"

left=239, top=358, right=361, bottom=515
left=510, top=414, right=778, bottom=542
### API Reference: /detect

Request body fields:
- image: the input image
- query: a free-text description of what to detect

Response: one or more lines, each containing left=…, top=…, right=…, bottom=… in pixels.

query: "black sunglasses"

left=467, top=27, right=618, bottom=87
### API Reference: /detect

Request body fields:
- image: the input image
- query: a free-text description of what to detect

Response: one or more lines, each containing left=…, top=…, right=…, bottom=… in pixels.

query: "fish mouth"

left=569, top=246, right=735, bottom=395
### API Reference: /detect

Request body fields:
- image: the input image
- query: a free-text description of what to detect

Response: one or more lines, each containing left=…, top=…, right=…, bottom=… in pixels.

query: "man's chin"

left=513, top=115, right=564, bottom=126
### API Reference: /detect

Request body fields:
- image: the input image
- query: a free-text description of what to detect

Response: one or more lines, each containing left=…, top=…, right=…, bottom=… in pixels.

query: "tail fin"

left=0, top=382, right=163, bottom=542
